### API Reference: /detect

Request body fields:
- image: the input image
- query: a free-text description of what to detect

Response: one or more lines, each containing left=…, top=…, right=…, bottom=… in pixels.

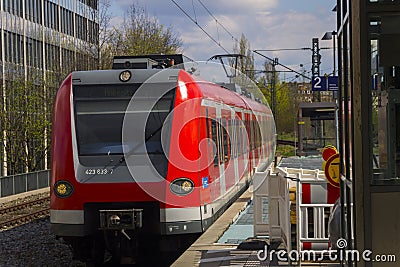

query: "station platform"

left=171, top=188, right=268, bottom=267
left=0, top=187, right=49, bottom=204
left=172, top=156, right=334, bottom=267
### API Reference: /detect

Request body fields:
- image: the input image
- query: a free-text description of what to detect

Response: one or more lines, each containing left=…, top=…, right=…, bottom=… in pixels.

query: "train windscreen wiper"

left=114, top=124, right=164, bottom=167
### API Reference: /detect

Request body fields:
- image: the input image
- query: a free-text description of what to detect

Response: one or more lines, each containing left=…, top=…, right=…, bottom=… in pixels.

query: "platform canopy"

left=298, top=102, right=336, bottom=121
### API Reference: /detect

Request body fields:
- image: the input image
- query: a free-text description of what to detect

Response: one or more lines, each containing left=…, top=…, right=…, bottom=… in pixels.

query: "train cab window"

left=73, top=84, right=175, bottom=157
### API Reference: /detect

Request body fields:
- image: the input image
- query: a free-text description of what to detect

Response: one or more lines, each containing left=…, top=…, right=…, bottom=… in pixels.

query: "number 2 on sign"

left=314, top=76, right=322, bottom=89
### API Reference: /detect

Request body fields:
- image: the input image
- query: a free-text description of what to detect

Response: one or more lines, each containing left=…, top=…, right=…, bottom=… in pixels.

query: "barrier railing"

left=253, top=166, right=271, bottom=237
left=253, top=165, right=292, bottom=254
left=0, top=170, right=50, bottom=198
left=254, top=166, right=339, bottom=265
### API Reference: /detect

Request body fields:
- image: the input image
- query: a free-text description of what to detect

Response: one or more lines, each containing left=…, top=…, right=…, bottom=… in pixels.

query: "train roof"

left=71, top=53, right=271, bottom=115
left=187, top=73, right=271, bottom=115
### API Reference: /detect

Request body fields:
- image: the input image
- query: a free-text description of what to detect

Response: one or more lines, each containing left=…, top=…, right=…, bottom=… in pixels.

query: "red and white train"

left=50, top=54, right=276, bottom=265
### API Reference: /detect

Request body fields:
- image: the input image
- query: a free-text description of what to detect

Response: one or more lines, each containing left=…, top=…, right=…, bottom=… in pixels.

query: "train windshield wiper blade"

left=115, top=124, right=164, bottom=166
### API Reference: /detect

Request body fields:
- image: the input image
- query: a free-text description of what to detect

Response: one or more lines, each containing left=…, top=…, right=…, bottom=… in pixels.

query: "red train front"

left=50, top=54, right=276, bottom=265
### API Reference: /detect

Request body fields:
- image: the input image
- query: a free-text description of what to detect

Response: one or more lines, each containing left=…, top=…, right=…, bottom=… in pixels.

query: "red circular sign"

left=324, top=153, right=340, bottom=188
left=322, top=146, right=337, bottom=161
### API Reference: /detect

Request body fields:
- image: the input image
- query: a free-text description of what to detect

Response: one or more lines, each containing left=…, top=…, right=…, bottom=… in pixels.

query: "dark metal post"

left=311, top=38, right=322, bottom=146
left=271, top=58, right=278, bottom=126
left=312, top=38, right=321, bottom=77
left=298, top=107, right=303, bottom=155
left=333, top=31, right=337, bottom=76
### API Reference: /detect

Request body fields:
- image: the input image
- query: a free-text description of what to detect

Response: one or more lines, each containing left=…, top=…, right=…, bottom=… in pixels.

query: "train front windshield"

left=73, top=84, right=175, bottom=157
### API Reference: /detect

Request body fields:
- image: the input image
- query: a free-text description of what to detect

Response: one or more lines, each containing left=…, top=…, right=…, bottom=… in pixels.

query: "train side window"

left=211, top=120, right=219, bottom=166
left=228, top=119, right=236, bottom=158
left=206, top=108, right=209, bottom=143
left=234, top=118, right=238, bottom=156
left=256, top=120, right=261, bottom=148
left=239, top=123, right=243, bottom=156
left=250, top=119, right=254, bottom=150
left=218, top=120, right=224, bottom=164
left=245, top=122, right=249, bottom=153
left=245, top=119, right=249, bottom=153
left=249, top=120, right=253, bottom=150
left=236, top=120, right=240, bottom=156
left=253, top=121, right=258, bottom=149
left=255, top=120, right=258, bottom=148
left=230, top=119, right=234, bottom=158
left=222, top=119, right=230, bottom=162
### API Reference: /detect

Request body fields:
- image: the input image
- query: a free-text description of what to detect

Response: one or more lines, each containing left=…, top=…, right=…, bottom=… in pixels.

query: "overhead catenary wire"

left=171, top=0, right=230, bottom=54
left=171, top=0, right=318, bottom=82
left=191, top=0, right=198, bottom=23
left=197, top=0, right=239, bottom=43
left=253, top=50, right=312, bottom=81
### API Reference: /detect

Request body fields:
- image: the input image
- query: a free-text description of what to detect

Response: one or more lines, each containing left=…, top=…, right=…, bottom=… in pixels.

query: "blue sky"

left=109, top=0, right=337, bottom=82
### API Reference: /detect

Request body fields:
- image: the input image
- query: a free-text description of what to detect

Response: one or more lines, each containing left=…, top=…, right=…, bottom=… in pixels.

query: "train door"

left=240, top=111, right=249, bottom=181
left=245, top=112, right=254, bottom=178
left=232, top=109, right=240, bottom=187
left=222, top=108, right=234, bottom=190
left=200, top=105, right=212, bottom=229
left=235, top=111, right=244, bottom=186
left=207, top=105, right=220, bottom=202
left=253, top=115, right=259, bottom=165
left=251, top=114, right=257, bottom=172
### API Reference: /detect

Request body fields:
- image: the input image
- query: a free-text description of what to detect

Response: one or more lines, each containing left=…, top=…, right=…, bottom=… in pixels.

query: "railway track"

left=0, top=196, right=50, bottom=229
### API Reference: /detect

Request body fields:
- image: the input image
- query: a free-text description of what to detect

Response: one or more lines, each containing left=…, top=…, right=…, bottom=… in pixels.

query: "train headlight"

left=170, top=178, right=195, bottom=196
left=54, top=180, right=74, bottom=198
left=119, top=70, right=131, bottom=82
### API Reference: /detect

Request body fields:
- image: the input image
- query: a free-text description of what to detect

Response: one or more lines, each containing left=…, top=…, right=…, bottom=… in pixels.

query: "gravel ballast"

left=0, top=217, right=83, bottom=267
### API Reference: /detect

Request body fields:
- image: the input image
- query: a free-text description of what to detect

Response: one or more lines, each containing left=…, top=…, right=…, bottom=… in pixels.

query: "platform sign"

left=312, top=76, right=327, bottom=91
left=312, top=76, right=339, bottom=91
left=327, top=76, right=339, bottom=91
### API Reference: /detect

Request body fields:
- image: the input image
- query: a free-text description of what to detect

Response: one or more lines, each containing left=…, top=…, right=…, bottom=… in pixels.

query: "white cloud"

left=202, top=0, right=278, bottom=15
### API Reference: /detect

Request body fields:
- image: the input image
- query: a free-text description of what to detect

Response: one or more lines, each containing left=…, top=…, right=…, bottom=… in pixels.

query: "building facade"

left=0, top=0, right=99, bottom=175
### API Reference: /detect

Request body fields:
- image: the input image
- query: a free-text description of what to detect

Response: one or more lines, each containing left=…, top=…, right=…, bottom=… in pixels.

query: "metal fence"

left=0, top=170, right=50, bottom=198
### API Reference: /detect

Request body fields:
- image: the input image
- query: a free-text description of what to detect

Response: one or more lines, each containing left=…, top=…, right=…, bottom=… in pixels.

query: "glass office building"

left=1, top=0, right=98, bottom=75
left=0, top=0, right=99, bottom=175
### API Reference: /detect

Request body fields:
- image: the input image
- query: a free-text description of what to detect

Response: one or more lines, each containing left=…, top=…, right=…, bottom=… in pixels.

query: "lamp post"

left=321, top=31, right=337, bottom=75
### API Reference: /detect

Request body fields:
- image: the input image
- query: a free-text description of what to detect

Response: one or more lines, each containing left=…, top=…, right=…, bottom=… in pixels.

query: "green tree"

left=257, top=61, right=300, bottom=134
left=231, top=34, right=255, bottom=81
left=101, top=3, right=183, bottom=68
left=0, top=76, right=52, bottom=174
left=275, top=82, right=299, bottom=133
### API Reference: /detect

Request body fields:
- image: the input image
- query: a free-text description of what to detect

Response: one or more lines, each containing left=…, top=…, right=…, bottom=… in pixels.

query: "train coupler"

left=99, top=209, right=143, bottom=231
left=120, top=229, right=131, bottom=240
